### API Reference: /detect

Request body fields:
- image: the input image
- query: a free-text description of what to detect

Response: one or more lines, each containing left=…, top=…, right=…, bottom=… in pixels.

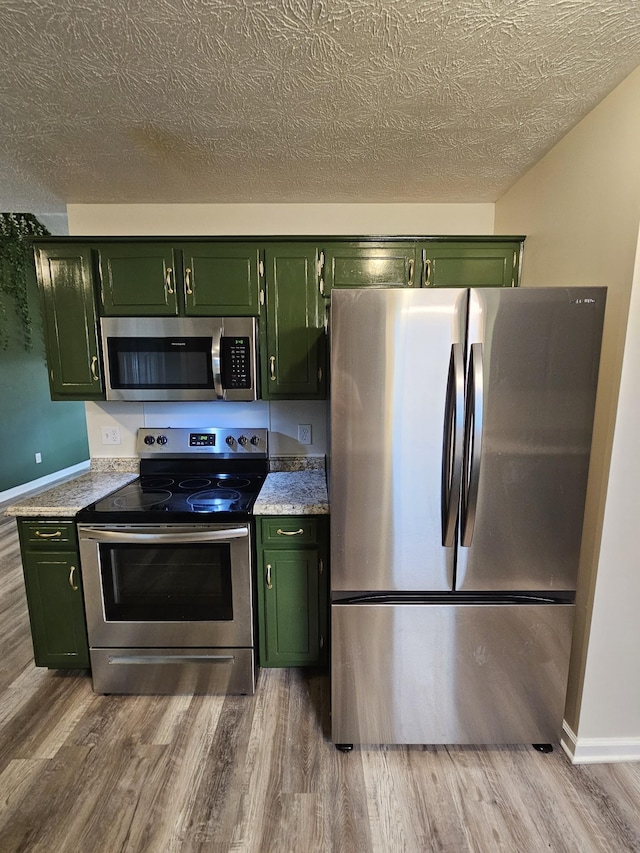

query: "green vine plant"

left=0, top=213, right=50, bottom=351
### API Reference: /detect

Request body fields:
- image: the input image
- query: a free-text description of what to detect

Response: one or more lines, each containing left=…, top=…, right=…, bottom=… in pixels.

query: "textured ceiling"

left=2, top=0, right=640, bottom=214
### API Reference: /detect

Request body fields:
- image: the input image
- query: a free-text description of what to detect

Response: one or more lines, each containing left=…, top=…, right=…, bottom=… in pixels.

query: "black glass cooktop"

left=77, top=460, right=267, bottom=523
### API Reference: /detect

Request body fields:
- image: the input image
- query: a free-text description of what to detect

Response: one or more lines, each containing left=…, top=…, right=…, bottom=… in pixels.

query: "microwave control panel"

left=221, top=337, right=251, bottom=389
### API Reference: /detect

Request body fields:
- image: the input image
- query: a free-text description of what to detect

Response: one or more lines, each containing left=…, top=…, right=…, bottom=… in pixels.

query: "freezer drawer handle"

left=441, top=342, right=465, bottom=546
left=461, top=342, right=484, bottom=546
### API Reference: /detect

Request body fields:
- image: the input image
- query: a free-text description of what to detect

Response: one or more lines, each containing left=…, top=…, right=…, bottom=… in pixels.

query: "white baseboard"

left=0, top=460, right=90, bottom=506
left=561, top=721, right=640, bottom=764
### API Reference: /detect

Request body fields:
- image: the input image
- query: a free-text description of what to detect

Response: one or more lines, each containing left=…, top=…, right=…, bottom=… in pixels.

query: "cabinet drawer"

left=260, top=518, right=318, bottom=545
left=19, top=519, right=77, bottom=550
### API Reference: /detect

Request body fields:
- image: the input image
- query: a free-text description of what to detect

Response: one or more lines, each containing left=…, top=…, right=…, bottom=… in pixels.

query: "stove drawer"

left=90, top=647, right=256, bottom=695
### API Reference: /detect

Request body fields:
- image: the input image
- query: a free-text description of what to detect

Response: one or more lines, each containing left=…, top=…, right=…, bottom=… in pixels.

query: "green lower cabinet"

left=17, top=520, right=89, bottom=669
left=257, top=517, right=329, bottom=667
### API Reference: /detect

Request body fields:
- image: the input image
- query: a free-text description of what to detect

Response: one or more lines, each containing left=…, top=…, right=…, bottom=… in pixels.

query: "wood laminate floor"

left=1, top=513, right=639, bottom=852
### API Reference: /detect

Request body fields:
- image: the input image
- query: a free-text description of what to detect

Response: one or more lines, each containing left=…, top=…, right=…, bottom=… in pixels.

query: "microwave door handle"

left=212, top=326, right=224, bottom=399
left=79, top=526, right=250, bottom=543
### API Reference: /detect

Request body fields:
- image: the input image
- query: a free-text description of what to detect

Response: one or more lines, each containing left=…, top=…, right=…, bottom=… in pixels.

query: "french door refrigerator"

left=330, top=286, right=605, bottom=746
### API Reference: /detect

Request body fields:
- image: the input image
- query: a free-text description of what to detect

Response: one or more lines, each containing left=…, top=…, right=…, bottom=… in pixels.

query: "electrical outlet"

left=101, top=426, right=121, bottom=445
left=298, top=424, right=312, bottom=445
left=35, top=452, right=42, bottom=464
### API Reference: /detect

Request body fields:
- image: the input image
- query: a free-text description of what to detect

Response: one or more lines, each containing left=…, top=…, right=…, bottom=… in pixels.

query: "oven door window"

left=107, top=337, right=213, bottom=389
left=99, top=543, right=232, bottom=621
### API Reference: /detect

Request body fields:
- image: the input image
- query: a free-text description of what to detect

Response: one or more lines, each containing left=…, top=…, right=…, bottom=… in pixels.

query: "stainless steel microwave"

left=100, top=316, right=259, bottom=401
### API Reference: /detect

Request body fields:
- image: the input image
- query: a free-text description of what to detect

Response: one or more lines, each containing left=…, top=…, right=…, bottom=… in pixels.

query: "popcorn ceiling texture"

left=1, top=0, right=640, bottom=211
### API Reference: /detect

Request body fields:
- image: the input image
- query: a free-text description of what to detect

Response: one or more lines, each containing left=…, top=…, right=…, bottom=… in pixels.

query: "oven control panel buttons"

left=157, top=435, right=168, bottom=445
left=238, top=435, right=248, bottom=447
left=144, top=435, right=155, bottom=445
left=225, top=435, right=236, bottom=448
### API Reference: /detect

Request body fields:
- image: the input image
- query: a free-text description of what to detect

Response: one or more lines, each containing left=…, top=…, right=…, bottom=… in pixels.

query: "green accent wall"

left=0, top=257, right=89, bottom=494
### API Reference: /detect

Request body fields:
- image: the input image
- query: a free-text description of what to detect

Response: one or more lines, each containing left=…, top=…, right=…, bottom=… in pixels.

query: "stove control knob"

left=250, top=435, right=260, bottom=446
left=225, top=435, right=235, bottom=448
left=238, top=435, right=248, bottom=447
left=143, top=435, right=155, bottom=445
left=157, top=435, right=168, bottom=445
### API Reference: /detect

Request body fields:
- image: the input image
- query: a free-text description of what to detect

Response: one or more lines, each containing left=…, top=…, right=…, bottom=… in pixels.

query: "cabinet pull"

left=259, top=289, right=265, bottom=306
left=277, top=528, right=304, bottom=536
left=424, top=257, right=432, bottom=287
left=165, top=267, right=174, bottom=294
left=269, top=355, right=276, bottom=381
left=319, top=558, right=324, bottom=574
left=35, top=530, right=62, bottom=538
left=408, top=258, right=414, bottom=287
left=266, top=563, right=273, bottom=589
left=185, top=267, right=193, bottom=295
left=90, top=356, right=100, bottom=382
left=259, top=259, right=264, bottom=277
left=68, top=566, right=78, bottom=591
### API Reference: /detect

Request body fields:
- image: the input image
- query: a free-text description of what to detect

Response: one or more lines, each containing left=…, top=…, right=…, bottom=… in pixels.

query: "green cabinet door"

left=97, top=243, right=179, bottom=315
left=262, top=244, right=326, bottom=399
left=35, top=244, right=104, bottom=400
left=18, top=520, right=90, bottom=669
left=257, top=517, right=329, bottom=667
left=322, top=241, right=419, bottom=293
left=419, top=240, right=523, bottom=288
left=182, top=242, right=262, bottom=315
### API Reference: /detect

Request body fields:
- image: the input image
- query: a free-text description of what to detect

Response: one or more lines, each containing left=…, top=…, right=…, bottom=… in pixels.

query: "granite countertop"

left=253, top=470, right=329, bottom=515
left=4, top=471, right=139, bottom=518
left=4, top=460, right=329, bottom=518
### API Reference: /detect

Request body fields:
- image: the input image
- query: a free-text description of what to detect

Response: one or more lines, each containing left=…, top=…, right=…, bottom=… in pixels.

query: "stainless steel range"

left=76, top=427, right=268, bottom=695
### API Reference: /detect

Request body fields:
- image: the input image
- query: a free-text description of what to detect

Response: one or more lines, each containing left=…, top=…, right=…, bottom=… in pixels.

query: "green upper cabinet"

left=261, top=243, right=326, bottom=400
left=97, top=242, right=262, bottom=316
left=97, top=243, right=179, bottom=315
left=418, top=240, right=523, bottom=288
left=181, top=242, right=262, bottom=316
left=321, top=241, right=419, bottom=294
left=35, top=244, right=104, bottom=400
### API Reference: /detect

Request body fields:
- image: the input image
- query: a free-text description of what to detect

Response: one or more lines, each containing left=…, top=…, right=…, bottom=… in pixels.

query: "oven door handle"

left=78, top=526, right=249, bottom=543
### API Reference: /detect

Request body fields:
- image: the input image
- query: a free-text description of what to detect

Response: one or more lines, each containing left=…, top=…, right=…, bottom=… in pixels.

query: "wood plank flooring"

left=1, top=512, right=640, bottom=852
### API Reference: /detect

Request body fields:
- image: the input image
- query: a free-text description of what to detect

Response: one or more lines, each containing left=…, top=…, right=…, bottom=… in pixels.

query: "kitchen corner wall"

left=71, top=202, right=494, bottom=462
left=495, top=64, right=640, bottom=760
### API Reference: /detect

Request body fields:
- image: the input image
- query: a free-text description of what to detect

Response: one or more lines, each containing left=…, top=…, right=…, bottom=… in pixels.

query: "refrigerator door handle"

left=441, top=342, right=465, bottom=546
left=461, top=342, right=484, bottom=546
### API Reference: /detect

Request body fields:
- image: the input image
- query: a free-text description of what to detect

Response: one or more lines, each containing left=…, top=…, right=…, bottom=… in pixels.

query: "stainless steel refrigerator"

left=330, top=286, right=606, bottom=746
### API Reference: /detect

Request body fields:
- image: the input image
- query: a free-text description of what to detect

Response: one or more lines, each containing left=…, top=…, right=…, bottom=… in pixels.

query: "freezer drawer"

left=331, top=601, right=574, bottom=745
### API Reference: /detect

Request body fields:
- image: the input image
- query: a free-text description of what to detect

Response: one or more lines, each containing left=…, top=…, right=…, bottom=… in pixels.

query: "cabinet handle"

left=185, top=267, right=193, bottom=295
left=259, top=259, right=264, bottom=277
left=277, top=528, right=305, bottom=536
left=259, top=289, right=265, bottom=306
left=424, top=258, right=432, bottom=286
left=266, top=563, right=273, bottom=589
left=35, top=530, right=62, bottom=538
left=319, top=558, right=324, bottom=574
left=269, top=356, right=276, bottom=381
left=408, top=258, right=414, bottom=287
left=90, top=356, right=100, bottom=382
left=68, top=566, right=78, bottom=591
left=165, top=267, right=174, bottom=294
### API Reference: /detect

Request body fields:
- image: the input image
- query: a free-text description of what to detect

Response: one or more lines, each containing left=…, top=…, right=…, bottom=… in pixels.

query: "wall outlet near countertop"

left=298, top=424, right=312, bottom=445
left=101, top=426, right=121, bottom=445
left=35, top=452, right=42, bottom=463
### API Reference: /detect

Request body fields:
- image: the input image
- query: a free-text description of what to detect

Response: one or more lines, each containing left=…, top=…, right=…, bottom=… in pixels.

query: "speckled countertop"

left=4, top=471, right=139, bottom=518
left=253, top=470, right=329, bottom=515
left=4, top=458, right=329, bottom=518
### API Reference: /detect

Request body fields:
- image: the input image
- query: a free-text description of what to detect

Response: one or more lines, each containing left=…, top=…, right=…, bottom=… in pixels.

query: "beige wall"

left=496, top=64, right=640, bottom=755
left=67, top=202, right=494, bottom=237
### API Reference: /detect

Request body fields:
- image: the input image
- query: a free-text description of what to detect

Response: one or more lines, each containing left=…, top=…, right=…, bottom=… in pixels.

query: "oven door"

left=78, top=523, right=253, bottom=649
